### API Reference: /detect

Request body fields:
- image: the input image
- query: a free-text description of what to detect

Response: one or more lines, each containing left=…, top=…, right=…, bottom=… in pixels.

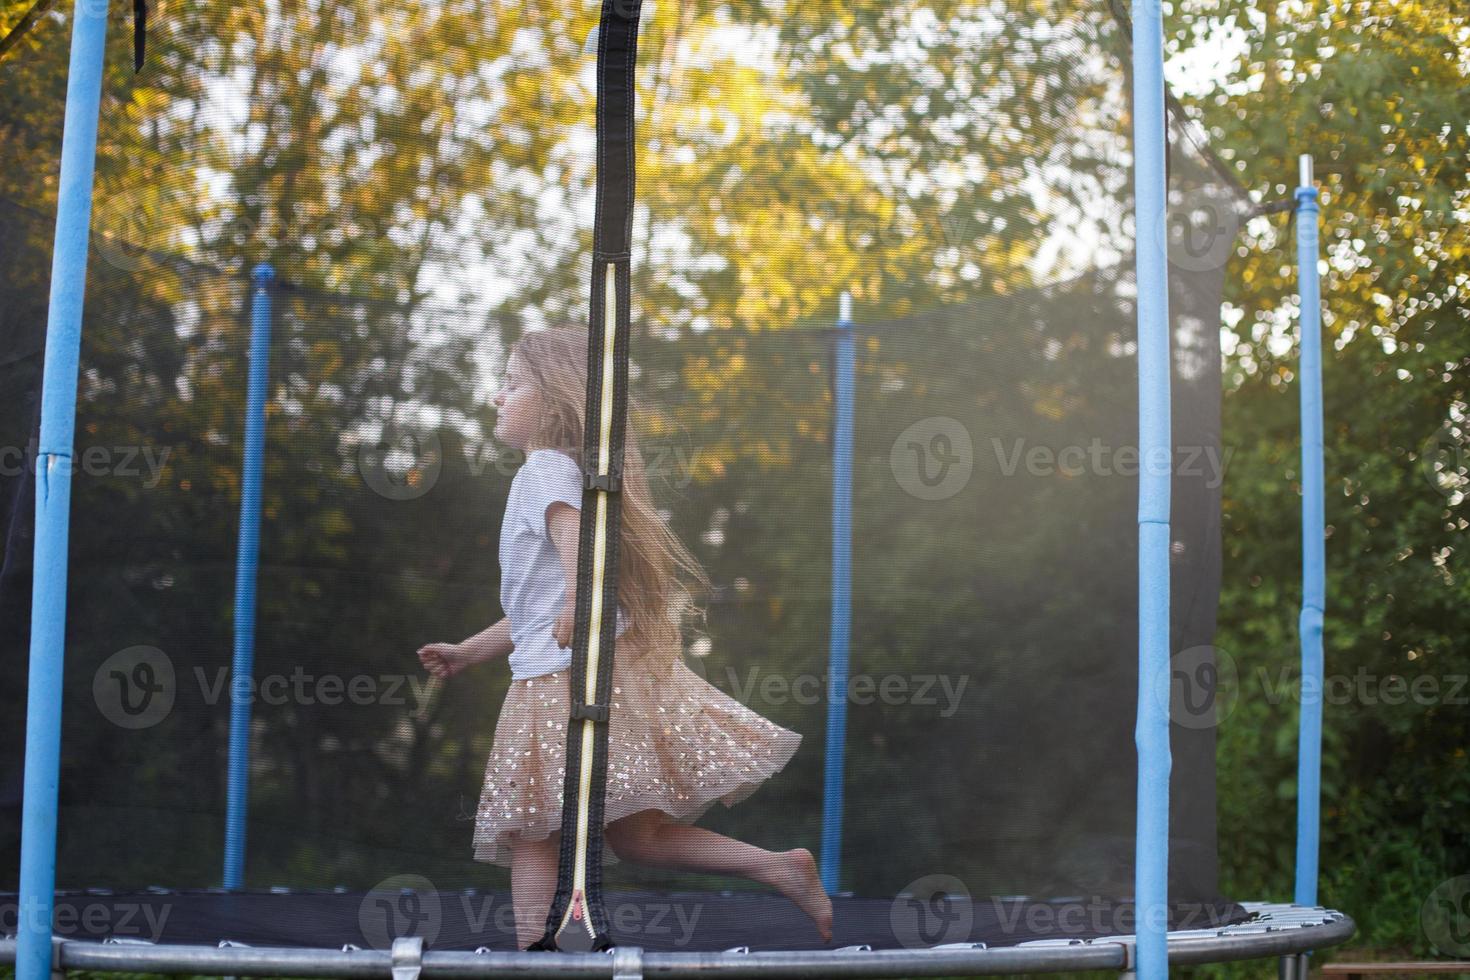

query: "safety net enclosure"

left=0, top=0, right=1355, bottom=973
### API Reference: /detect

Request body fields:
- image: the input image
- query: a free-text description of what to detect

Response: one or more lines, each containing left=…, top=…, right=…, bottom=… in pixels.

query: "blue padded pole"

left=1293, top=154, right=1325, bottom=909
left=16, top=2, right=111, bottom=978
left=1130, top=0, right=1173, bottom=975
left=223, top=264, right=275, bottom=890
left=820, top=291, right=855, bottom=895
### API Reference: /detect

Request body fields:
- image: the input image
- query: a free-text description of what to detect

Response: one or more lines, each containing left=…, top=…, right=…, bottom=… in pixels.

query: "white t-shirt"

left=500, top=449, right=627, bottom=680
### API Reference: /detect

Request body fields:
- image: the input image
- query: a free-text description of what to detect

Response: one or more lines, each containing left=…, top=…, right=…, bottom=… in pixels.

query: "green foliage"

left=1167, top=0, right=1470, bottom=967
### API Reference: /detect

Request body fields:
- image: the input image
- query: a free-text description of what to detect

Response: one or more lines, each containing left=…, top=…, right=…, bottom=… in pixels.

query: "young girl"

left=417, top=327, right=833, bottom=949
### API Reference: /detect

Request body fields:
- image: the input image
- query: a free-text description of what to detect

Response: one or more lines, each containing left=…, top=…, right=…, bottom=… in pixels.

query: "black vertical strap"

left=530, top=0, right=641, bottom=953
left=133, top=0, right=147, bottom=72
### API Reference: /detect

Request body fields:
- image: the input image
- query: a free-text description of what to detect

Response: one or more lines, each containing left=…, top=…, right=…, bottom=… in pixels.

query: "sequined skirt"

left=472, top=658, right=802, bottom=867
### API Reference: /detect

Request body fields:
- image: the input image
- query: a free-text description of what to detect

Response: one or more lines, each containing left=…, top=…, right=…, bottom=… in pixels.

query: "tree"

left=1166, top=0, right=1470, bottom=960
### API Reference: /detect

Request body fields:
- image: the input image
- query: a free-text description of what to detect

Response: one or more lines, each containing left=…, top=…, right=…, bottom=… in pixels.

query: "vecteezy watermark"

left=889, top=417, right=1235, bottom=501
left=1161, top=184, right=1244, bottom=274
left=1258, top=666, right=1469, bottom=709
left=1151, top=652, right=1467, bottom=731
left=91, top=648, right=441, bottom=729
left=463, top=443, right=700, bottom=490
left=92, top=184, right=189, bottom=275
left=1420, top=424, right=1467, bottom=501
left=805, top=184, right=1243, bottom=274
left=1156, top=645, right=1241, bottom=730
left=0, top=896, right=173, bottom=942
left=0, top=442, right=170, bottom=488
left=354, top=423, right=702, bottom=501
left=359, top=875, right=443, bottom=950
left=94, top=646, right=177, bottom=730
left=357, top=875, right=705, bottom=950
left=991, top=438, right=1233, bottom=489
left=358, top=426, right=445, bottom=501
left=90, top=178, right=368, bottom=278
left=890, top=875, right=974, bottom=947
left=196, top=666, right=440, bottom=710
left=711, top=666, right=970, bottom=717
left=985, top=896, right=1224, bottom=939
left=891, top=417, right=974, bottom=501
left=1421, top=875, right=1470, bottom=956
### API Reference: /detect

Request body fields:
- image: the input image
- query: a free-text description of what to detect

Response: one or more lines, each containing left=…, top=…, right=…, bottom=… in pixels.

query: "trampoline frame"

left=9, top=0, right=1341, bottom=976
left=0, top=903, right=1353, bottom=977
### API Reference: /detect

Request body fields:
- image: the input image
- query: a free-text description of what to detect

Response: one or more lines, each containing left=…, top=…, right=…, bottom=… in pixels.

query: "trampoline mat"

left=5, top=889, right=1250, bottom=953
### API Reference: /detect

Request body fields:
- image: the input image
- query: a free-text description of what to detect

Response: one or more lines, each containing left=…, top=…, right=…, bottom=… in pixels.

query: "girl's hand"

left=418, top=642, right=472, bottom=680
left=553, top=599, right=576, bottom=649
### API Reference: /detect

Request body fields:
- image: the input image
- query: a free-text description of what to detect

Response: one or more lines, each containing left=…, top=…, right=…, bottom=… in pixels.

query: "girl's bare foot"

left=772, top=848, right=833, bottom=942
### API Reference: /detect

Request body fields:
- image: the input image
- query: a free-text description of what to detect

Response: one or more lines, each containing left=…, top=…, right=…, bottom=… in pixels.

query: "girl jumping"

left=417, top=327, right=833, bottom=949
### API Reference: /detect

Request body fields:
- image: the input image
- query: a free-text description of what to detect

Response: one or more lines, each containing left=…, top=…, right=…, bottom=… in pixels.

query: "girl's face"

left=493, top=352, right=541, bottom=451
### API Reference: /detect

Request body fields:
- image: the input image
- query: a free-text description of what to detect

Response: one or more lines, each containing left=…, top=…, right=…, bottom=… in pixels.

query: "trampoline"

left=1, top=0, right=1351, bottom=976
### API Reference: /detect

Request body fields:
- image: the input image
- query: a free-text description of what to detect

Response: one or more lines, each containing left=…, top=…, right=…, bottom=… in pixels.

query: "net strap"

left=0, top=0, right=146, bottom=70
left=529, top=0, right=642, bottom=953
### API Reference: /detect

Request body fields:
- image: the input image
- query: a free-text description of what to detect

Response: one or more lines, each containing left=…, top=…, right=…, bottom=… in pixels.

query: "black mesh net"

left=1, top=0, right=1247, bottom=953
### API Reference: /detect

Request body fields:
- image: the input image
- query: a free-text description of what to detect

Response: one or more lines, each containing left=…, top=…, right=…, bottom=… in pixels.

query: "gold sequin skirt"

left=473, top=657, right=801, bottom=867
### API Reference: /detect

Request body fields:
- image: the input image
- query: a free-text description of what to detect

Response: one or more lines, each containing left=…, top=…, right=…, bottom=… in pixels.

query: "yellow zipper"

left=559, top=262, right=619, bottom=940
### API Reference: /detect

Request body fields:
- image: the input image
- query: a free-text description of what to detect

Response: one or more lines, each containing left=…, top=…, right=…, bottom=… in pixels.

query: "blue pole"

left=820, top=291, right=854, bottom=895
left=16, top=1, right=111, bottom=978
left=223, top=264, right=275, bottom=890
left=1130, top=0, right=1173, bottom=975
left=1293, top=155, right=1324, bottom=909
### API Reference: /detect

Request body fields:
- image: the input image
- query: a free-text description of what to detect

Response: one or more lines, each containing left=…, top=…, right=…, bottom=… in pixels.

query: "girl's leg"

left=605, top=810, right=833, bottom=941
left=510, top=831, right=561, bottom=949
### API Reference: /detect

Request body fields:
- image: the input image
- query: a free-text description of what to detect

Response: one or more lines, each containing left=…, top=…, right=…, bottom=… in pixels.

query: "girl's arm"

left=460, top=617, right=514, bottom=662
left=547, top=502, right=581, bottom=647
left=417, top=617, right=512, bottom=679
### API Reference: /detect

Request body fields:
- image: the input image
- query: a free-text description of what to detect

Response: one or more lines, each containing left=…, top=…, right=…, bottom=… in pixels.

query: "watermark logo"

left=93, top=646, right=176, bottom=729
left=359, top=425, right=443, bottom=500
left=1159, top=645, right=1240, bottom=730
left=1420, top=425, right=1467, bottom=501
left=359, top=875, right=442, bottom=950
left=892, top=422, right=1233, bottom=497
left=890, top=874, right=974, bottom=947
left=1163, top=185, right=1242, bottom=274
left=1422, top=875, right=1470, bottom=956
left=196, top=665, right=437, bottom=712
left=92, top=646, right=439, bottom=729
left=92, top=187, right=179, bottom=274
left=891, top=417, right=974, bottom=501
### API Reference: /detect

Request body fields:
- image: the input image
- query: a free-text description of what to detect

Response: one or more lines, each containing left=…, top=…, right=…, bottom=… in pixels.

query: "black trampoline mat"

left=3, top=889, right=1249, bottom=953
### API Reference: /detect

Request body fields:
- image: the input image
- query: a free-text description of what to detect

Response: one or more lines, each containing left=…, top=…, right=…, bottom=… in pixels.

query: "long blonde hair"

left=509, top=327, right=707, bottom=670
